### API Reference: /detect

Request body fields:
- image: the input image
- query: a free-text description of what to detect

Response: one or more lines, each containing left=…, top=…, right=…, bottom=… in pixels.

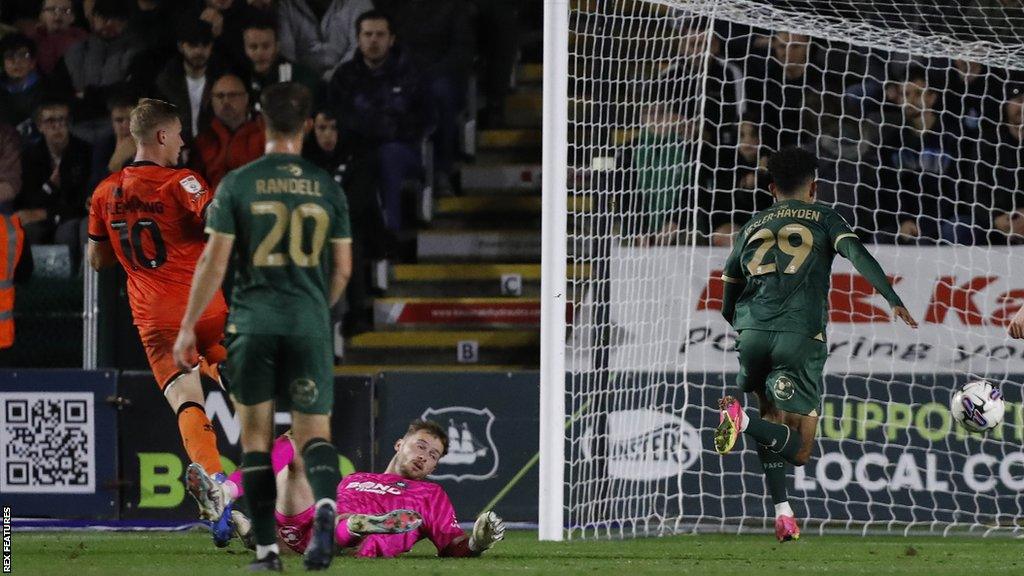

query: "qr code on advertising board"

left=0, top=392, right=95, bottom=493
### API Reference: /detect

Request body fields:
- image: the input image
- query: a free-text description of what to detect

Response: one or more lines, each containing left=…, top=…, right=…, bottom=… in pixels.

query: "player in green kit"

left=713, top=147, right=917, bottom=542
left=173, top=83, right=352, bottom=572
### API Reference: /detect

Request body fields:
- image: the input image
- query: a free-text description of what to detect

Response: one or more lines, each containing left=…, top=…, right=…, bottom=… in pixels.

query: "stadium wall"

left=1, top=370, right=541, bottom=524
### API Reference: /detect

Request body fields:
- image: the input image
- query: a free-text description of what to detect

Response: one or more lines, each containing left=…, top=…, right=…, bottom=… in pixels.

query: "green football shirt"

left=206, top=153, right=352, bottom=337
left=722, top=199, right=858, bottom=338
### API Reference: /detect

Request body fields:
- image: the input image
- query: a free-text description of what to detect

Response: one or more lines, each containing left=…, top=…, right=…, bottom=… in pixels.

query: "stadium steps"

left=504, top=89, right=543, bottom=127
left=479, top=129, right=542, bottom=149
left=416, top=230, right=541, bottom=262
left=334, top=364, right=537, bottom=376
left=373, top=297, right=539, bottom=330
left=461, top=164, right=541, bottom=195
left=341, top=54, right=546, bottom=369
left=344, top=330, right=540, bottom=365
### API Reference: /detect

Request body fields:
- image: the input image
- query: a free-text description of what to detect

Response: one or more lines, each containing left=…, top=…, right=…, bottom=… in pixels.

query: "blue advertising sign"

left=0, top=370, right=119, bottom=519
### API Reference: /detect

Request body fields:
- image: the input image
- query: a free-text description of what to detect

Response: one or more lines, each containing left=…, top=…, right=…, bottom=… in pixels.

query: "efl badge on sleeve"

left=179, top=175, right=205, bottom=196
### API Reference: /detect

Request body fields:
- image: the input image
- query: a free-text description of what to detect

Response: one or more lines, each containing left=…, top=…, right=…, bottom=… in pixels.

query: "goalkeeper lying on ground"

left=190, top=419, right=504, bottom=560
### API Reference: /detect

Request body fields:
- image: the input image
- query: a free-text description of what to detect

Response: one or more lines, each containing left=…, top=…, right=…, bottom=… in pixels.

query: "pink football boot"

left=715, top=396, right=746, bottom=454
left=775, top=515, right=801, bottom=542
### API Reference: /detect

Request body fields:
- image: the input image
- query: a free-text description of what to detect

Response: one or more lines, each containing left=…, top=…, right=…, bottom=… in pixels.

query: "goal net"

left=554, top=0, right=1024, bottom=539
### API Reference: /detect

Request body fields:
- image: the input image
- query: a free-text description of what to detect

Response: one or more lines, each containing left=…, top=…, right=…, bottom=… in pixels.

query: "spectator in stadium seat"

left=276, top=0, right=374, bottom=80
left=0, top=33, right=49, bottom=135
left=196, top=0, right=250, bottom=72
left=630, top=101, right=700, bottom=247
left=155, top=19, right=218, bottom=144
left=874, top=66, right=961, bottom=245
left=52, top=0, right=141, bottom=124
left=127, top=0, right=176, bottom=54
left=190, top=73, right=265, bottom=188
left=241, top=14, right=321, bottom=109
left=328, top=10, right=430, bottom=233
left=975, top=86, right=1024, bottom=244
left=0, top=122, right=22, bottom=215
left=660, top=19, right=745, bottom=148
left=16, top=99, right=92, bottom=259
left=89, top=90, right=136, bottom=188
left=942, top=58, right=1005, bottom=142
left=744, top=31, right=825, bottom=151
left=705, top=119, right=772, bottom=246
left=28, top=0, right=88, bottom=76
left=303, top=107, right=382, bottom=335
left=471, top=0, right=519, bottom=128
left=377, top=0, right=475, bottom=196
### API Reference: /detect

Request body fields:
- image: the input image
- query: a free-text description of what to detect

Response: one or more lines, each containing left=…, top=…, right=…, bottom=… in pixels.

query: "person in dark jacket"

left=241, top=13, right=321, bottom=109
left=378, top=0, right=474, bottom=195
left=0, top=33, right=50, bottom=135
left=327, top=10, right=430, bottom=233
left=15, top=98, right=92, bottom=266
left=303, top=107, right=383, bottom=335
left=155, top=18, right=219, bottom=145
left=51, top=0, right=142, bottom=124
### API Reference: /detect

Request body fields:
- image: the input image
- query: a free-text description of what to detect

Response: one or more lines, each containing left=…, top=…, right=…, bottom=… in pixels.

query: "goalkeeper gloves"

left=468, top=511, right=505, bottom=553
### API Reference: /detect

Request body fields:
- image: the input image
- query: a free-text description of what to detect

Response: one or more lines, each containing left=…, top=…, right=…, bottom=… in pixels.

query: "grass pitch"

left=11, top=529, right=1024, bottom=575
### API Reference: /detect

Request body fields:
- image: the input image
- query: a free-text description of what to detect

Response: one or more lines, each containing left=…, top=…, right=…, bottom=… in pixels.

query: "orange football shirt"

left=88, top=161, right=228, bottom=328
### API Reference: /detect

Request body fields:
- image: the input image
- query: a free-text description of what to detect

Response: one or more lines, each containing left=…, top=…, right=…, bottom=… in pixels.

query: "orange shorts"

left=138, top=314, right=227, bottom=390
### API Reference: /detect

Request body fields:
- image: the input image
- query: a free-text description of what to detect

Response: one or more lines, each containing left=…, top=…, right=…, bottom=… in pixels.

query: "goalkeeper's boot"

left=303, top=502, right=336, bottom=571
left=185, top=463, right=228, bottom=522
left=775, top=515, right=801, bottom=542
left=347, top=509, right=423, bottom=535
left=715, top=396, right=746, bottom=454
left=248, top=551, right=283, bottom=572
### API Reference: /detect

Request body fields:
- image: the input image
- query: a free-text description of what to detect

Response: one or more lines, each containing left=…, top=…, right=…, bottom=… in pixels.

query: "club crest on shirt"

left=420, top=406, right=499, bottom=482
left=773, top=376, right=796, bottom=401
left=277, top=163, right=303, bottom=177
left=179, top=175, right=205, bottom=196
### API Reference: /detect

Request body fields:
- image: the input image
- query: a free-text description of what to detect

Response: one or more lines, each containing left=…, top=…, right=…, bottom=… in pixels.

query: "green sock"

left=756, top=443, right=788, bottom=507
left=241, top=452, right=277, bottom=546
left=744, top=416, right=802, bottom=465
left=302, top=438, right=340, bottom=506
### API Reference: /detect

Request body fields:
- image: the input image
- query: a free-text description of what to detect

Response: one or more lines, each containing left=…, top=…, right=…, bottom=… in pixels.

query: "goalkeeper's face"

left=393, top=430, right=445, bottom=480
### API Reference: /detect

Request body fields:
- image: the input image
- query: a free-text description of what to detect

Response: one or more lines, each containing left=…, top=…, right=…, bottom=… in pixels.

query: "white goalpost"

left=542, top=0, right=1024, bottom=540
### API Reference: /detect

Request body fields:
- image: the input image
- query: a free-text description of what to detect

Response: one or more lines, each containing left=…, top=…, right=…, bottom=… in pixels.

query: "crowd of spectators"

left=629, top=20, right=1024, bottom=247
left=0, top=0, right=522, bottom=282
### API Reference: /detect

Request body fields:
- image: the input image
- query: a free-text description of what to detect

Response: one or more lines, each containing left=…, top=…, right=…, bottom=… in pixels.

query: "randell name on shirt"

left=255, top=177, right=322, bottom=197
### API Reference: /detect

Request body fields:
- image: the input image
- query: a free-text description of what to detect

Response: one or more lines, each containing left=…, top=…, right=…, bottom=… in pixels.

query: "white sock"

left=775, top=501, right=794, bottom=518
left=740, top=411, right=750, bottom=432
left=315, top=498, right=337, bottom=513
left=256, top=543, right=279, bottom=560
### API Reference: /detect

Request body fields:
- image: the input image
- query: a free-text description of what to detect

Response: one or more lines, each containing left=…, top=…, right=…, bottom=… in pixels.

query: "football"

left=950, top=381, right=1006, bottom=433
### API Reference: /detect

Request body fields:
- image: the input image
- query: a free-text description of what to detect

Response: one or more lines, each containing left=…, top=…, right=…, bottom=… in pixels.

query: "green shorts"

left=224, top=333, right=334, bottom=415
left=735, top=329, right=827, bottom=416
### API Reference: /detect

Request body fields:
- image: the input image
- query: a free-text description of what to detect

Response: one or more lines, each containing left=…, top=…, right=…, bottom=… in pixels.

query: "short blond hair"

left=130, top=98, right=179, bottom=142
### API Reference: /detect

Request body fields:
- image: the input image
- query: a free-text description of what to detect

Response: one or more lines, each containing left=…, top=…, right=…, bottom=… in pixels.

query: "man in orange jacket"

left=190, top=73, right=265, bottom=189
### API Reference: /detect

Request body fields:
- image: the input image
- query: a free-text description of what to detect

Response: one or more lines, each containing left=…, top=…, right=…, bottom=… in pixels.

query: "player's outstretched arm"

left=173, top=232, right=235, bottom=369
left=836, top=236, right=918, bottom=328
left=439, top=511, right=506, bottom=558
left=720, top=237, right=746, bottom=325
left=86, top=239, right=116, bottom=270
left=329, top=240, right=353, bottom=307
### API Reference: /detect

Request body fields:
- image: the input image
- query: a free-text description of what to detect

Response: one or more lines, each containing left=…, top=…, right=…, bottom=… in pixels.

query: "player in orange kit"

left=86, top=99, right=246, bottom=547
